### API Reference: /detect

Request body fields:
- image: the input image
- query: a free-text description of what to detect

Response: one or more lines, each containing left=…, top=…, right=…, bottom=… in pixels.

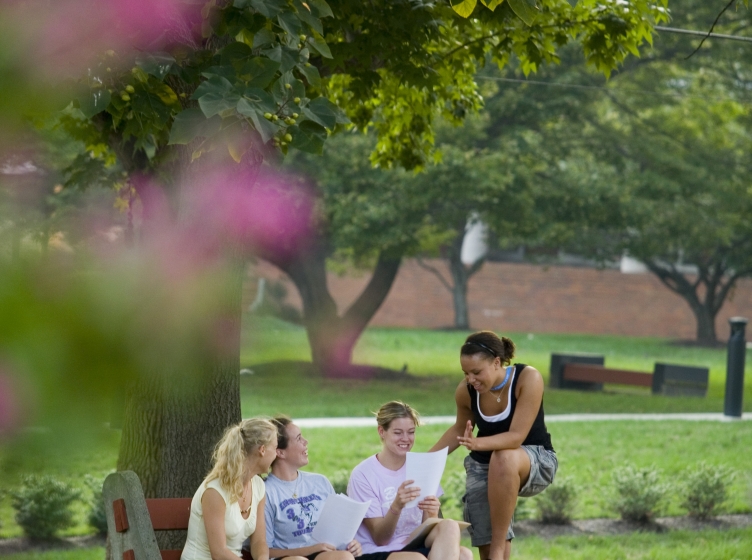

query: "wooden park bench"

left=549, top=353, right=709, bottom=396
left=103, top=470, right=253, bottom=560
left=104, top=471, right=191, bottom=560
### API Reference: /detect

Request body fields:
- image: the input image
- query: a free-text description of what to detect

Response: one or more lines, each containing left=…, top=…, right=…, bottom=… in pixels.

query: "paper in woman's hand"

left=404, top=447, right=448, bottom=507
left=311, top=494, right=370, bottom=550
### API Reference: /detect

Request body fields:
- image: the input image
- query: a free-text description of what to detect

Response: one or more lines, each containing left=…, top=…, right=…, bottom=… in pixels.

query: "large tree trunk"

left=276, top=242, right=402, bottom=377
left=117, top=257, right=244, bottom=548
left=115, top=147, right=263, bottom=551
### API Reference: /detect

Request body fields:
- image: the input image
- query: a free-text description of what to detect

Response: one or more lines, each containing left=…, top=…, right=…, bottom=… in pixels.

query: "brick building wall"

left=247, top=259, right=752, bottom=340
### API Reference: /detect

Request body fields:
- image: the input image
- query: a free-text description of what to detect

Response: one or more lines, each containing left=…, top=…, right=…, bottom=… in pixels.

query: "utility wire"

left=655, top=25, right=752, bottom=45
left=475, top=76, right=751, bottom=105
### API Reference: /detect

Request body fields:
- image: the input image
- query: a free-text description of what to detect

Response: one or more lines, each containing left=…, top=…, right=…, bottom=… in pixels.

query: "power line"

left=655, top=25, right=752, bottom=44
left=475, top=75, right=752, bottom=105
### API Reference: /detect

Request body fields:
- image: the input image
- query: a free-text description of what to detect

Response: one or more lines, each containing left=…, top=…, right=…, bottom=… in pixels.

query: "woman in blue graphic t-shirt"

left=261, top=415, right=426, bottom=560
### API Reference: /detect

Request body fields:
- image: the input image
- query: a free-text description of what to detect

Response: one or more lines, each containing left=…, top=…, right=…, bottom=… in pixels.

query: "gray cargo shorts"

left=463, top=446, right=558, bottom=545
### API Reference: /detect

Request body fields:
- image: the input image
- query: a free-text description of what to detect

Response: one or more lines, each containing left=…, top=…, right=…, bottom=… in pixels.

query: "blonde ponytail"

left=205, top=418, right=276, bottom=503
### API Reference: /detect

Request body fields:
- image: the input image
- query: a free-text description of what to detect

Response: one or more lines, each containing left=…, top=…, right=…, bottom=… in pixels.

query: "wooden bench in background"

left=104, top=471, right=192, bottom=560
left=549, top=353, right=709, bottom=396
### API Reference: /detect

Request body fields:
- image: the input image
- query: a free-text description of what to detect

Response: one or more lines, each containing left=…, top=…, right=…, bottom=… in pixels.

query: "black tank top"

left=468, top=363, right=554, bottom=464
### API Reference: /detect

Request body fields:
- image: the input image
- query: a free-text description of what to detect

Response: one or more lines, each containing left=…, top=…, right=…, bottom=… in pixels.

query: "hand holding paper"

left=404, top=447, right=448, bottom=507
left=311, top=494, right=370, bottom=550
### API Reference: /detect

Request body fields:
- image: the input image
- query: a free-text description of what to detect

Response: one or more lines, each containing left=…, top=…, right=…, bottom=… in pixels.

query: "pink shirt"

left=347, top=455, right=442, bottom=553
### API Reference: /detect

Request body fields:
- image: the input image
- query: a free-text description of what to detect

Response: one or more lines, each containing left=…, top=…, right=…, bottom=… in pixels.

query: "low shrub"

left=11, top=475, right=81, bottom=539
left=513, top=497, right=533, bottom=521
left=611, top=464, right=668, bottom=523
left=329, top=469, right=350, bottom=495
left=535, top=476, right=577, bottom=524
left=681, top=463, right=733, bottom=519
left=84, top=474, right=110, bottom=535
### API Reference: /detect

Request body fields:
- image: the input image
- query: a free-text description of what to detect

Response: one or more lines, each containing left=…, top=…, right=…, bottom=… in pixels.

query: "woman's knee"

left=433, top=519, right=461, bottom=540
left=489, top=449, right=524, bottom=476
left=388, top=553, right=427, bottom=560
left=459, top=547, right=473, bottom=560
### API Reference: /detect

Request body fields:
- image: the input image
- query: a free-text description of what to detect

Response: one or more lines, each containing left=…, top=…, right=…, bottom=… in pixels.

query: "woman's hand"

left=392, top=479, right=421, bottom=511
left=457, top=420, right=477, bottom=451
left=346, top=539, right=362, bottom=557
left=417, top=495, right=441, bottom=518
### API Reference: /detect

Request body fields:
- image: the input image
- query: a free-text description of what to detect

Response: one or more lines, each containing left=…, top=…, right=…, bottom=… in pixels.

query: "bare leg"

left=423, top=519, right=461, bottom=560
left=459, top=545, right=473, bottom=560
left=387, top=553, right=429, bottom=560
left=478, top=539, right=511, bottom=560
left=316, top=553, right=354, bottom=560
left=487, top=448, right=530, bottom=560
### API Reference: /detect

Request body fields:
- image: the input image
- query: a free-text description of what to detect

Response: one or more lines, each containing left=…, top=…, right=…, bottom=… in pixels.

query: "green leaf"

left=280, top=46, right=302, bottom=73
left=298, top=64, right=321, bottom=88
left=77, top=89, right=111, bottom=118
left=278, top=11, right=302, bottom=37
left=241, top=88, right=278, bottom=113
left=192, top=75, right=234, bottom=100
left=308, top=37, right=332, bottom=59
left=293, top=0, right=323, bottom=35
left=135, top=53, right=176, bottom=80
left=220, top=42, right=253, bottom=67
left=302, top=97, right=347, bottom=129
left=307, top=0, right=333, bottom=18
left=250, top=0, right=285, bottom=19
left=241, top=58, right=280, bottom=88
left=289, top=121, right=327, bottom=154
left=193, top=75, right=240, bottom=118
left=451, top=0, right=477, bottom=18
left=508, top=0, right=538, bottom=26
left=253, top=28, right=276, bottom=48
left=237, top=100, right=280, bottom=143
left=168, top=109, right=222, bottom=145
left=482, top=0, right=505, bottom=10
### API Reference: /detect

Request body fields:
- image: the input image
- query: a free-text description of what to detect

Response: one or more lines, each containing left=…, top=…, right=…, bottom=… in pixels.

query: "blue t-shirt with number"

left=264, top=471, right=335, bottom=551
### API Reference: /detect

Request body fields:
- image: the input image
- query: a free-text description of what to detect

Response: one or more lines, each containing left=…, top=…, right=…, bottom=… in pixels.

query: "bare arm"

left=249, top=497, right=270, bottom=560
left=429, top=380, right=473, bottom=453
left=457, top=366, right=544, bottom=453
left=202, top=489, right=243, bottom=560
left=361, top=480, right=421, bottom=547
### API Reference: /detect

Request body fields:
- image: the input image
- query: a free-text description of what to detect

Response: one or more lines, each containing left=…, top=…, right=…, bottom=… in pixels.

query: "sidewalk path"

left=294, top=412, right=752, bottom=428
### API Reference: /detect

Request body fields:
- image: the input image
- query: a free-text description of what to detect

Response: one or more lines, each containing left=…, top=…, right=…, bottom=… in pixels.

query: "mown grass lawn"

left=1, top=317, right=750, bottom=544
left=5, top=528, right=752, bottom=560
left=241, top=316, right=751, bottom=417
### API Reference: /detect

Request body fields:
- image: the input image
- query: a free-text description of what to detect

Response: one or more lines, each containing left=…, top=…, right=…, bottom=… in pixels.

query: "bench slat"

left=113, top=499, right=129, bottom=533
left=160, top=551, right=183, bottom=560
left=146, top=498, right=193, bottom=531
left=563, top=364, right=653, bottom=387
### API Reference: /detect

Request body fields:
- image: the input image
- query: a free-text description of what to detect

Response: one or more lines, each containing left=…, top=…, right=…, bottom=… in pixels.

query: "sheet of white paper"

left=404, top=447, right=448, bottom=507
left=311, top=493, right=370, bottom=550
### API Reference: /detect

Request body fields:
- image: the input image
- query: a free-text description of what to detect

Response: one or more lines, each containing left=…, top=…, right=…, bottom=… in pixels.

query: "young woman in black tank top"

left=429, top=331, right=556, bottom=560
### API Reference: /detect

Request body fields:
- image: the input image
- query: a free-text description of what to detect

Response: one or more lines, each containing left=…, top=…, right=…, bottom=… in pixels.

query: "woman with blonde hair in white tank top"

left=182, top=418, right=299, bottom=560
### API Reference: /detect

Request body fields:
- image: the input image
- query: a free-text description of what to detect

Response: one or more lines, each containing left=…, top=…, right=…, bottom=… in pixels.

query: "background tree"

left=0, top=0, right=668, bottom=521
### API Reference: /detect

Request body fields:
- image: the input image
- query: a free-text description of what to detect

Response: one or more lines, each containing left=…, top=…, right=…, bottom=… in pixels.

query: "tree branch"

left=685, top=0, right=739, bottom=59
left=341, top=250, right=403, bottom=331
left=415, top=256, right=454, bottom=292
